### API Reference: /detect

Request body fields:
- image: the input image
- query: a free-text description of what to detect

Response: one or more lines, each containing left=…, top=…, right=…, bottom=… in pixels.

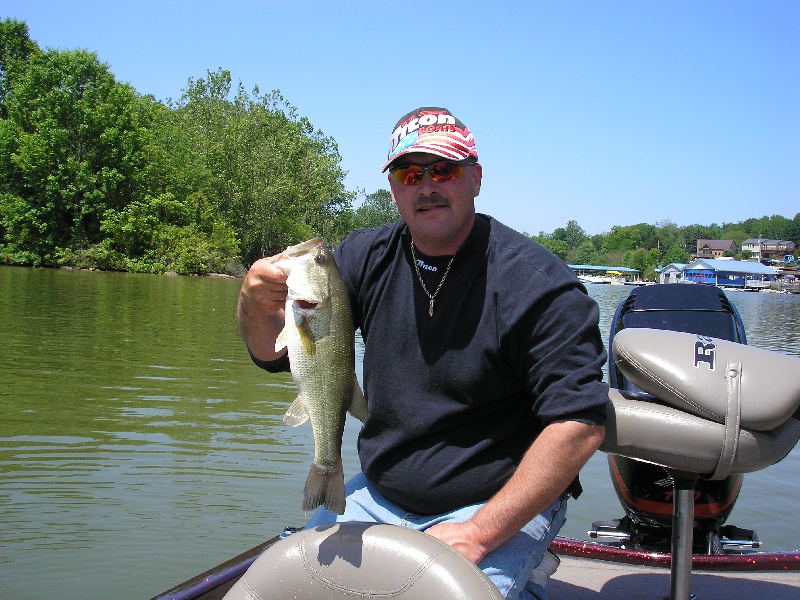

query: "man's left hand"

left=425, top=521, right=490, bottom=564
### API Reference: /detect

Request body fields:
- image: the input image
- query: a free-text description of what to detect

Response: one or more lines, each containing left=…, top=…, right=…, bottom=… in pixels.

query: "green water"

left=1, top=267, right=799, bottom=599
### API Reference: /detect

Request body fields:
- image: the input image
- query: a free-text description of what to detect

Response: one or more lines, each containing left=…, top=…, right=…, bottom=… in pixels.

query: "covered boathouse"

left=681, top=258, right=777, bottom=289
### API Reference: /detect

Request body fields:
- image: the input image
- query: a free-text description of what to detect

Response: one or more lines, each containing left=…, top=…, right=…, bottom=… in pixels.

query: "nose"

left=416, top=170, right=439, bottom=194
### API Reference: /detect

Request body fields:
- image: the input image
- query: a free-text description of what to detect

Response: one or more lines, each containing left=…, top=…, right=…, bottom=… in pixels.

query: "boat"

left=153, top=285, right=800, bottom=600
left=577, top=274, right=611, bottom=285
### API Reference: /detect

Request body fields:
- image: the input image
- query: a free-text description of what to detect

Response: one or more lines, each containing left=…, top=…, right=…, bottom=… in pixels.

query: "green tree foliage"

left=167, top=70, right=354, bottom=264
left=1, top=20, right=797, bottom=276
left=353, top=189, right=399, bottom=229
left=528, top=234, right=569, bottom=261
left=0, top=21, right=353, bottom=272
left=0, top=18, right=39, bottom=118
left=552, top=219, right=586, bottom=249
left=0, top=45, right=147, bottom=263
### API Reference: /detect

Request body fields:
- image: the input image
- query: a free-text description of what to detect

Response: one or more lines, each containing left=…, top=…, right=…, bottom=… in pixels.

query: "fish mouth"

left=294, top=299, right=318, bottom=310
left=285, top=237, right=324, bottom=257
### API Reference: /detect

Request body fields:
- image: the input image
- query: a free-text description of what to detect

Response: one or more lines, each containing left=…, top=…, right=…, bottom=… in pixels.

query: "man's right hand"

left=236, top=253, right=291, bottom=362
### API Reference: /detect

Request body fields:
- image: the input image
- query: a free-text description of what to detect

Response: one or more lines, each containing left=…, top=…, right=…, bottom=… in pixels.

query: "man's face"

left=388, top=153, right=482, bottom=256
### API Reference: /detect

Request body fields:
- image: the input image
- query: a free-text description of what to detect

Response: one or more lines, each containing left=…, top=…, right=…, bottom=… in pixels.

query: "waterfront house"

left=659, top=263, right=687, bottom=284
left=682, top=258, right=777, bottom=289
left=696, top=239, right=737, bottom=258
left=741, top=238, right=797, bottom=261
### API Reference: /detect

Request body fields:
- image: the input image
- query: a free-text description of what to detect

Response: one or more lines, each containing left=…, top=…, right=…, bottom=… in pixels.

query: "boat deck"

left=153, top=536, right=800, bottom=600
left=550, top=555, right=800, bottom=599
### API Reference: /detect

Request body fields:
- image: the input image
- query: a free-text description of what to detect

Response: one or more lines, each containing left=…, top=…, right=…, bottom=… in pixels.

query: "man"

left=236, top=107, right=608, bottom=599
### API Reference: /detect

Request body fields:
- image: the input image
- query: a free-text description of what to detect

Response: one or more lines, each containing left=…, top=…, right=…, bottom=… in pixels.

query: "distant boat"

left=578, top=274, right=611, bottom=284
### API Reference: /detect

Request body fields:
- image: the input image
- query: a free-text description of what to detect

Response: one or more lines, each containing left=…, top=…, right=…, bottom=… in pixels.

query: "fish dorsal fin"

left=347, top=376, right=369, bottom=423
left=283, top=396, right=310, bottom=426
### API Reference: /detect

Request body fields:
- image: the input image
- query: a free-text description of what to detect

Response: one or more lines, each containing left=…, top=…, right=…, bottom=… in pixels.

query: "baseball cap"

left=382, top=107, right=478, bottom=172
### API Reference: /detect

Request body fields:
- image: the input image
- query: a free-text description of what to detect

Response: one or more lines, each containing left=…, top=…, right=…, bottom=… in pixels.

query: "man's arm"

left=425, top=419, right=604, bottom=564
left=236, top=254, right=290, bottom=362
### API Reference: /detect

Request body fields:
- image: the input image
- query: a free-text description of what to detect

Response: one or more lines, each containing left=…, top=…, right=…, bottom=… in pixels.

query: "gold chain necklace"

left=410, top=241, right=455, bottom=317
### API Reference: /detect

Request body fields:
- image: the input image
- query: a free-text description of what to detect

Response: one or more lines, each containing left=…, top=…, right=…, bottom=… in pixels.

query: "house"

left=681, top=258, right=777, bottom=289
left=696, top=239, right=737, bottom=258
left=741, top=238, right=797, bottom=261
left=658, top=263, right=687, bottom=284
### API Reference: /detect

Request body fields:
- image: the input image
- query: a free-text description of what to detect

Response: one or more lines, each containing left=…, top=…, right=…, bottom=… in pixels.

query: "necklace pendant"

left=428, top=298, right=435, bottom=317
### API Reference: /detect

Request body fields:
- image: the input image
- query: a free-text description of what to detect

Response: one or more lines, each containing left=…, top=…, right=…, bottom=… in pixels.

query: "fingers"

left=239, top=254, right=289, bottom=319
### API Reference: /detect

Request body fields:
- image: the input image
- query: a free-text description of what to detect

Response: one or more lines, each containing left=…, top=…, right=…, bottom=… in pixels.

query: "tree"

left=170, top=70, right=354, bottom=263
left=0, top=47, right=146, bottom=263
left=663, top=246, right=690, bottom=265
left=353, top=189, right=399, bottom=229
left=571, top=239, right=600, bottom=265
left=552, top=219, right=587, bottom=249
left=0, top=18, right=39, bottom=118
left=529, top=234, right=569, bottom=261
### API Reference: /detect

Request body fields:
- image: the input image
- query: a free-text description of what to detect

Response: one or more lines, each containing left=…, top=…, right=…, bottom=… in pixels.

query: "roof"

left=568, top=265, right=639, bottom=273
left=696, top=239, right=736, bottom=250
left=684, top=258, right=777, bottom=275
left=742, top=238, right=796, bottom=246
left=659, top=263, right=687, bottom=272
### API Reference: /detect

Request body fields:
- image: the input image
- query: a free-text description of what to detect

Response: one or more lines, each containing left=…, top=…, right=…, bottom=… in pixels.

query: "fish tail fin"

left=303, top=461, right=345, bottom=515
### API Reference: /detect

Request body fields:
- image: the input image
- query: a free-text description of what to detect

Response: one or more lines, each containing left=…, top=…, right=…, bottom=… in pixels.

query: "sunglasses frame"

left=389, top=160, right=476, bottom=185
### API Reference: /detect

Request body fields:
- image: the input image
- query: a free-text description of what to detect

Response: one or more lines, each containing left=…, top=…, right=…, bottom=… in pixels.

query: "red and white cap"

left=382, top=107, right=478, bottom=172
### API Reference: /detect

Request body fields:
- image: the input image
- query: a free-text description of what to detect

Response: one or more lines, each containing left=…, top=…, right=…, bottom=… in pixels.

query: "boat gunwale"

left=151, top=533, right=800, bottom=600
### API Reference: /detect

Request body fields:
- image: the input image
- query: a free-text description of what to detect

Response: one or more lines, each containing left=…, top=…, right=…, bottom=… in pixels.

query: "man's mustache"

left=413, top=195, right=450, bottom=210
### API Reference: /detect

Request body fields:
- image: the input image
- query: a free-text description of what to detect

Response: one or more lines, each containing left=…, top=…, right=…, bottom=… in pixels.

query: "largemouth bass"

left=274, top=238, right=368, bottom=515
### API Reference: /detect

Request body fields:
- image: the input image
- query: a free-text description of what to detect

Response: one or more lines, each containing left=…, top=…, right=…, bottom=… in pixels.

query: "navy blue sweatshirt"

left=259, top=214, right=608, bottom=515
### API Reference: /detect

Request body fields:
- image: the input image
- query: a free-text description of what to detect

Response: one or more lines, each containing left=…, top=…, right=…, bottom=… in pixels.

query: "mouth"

left=294, top=300, right=318, bottom=310
left=285, top=237, right=323, bottom=257
left=414, top=201, right=449, bottom=214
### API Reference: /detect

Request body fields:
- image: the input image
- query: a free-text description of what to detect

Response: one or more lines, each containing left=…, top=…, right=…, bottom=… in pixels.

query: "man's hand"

left=236, top=254, right=290, bottom=362
left=425, top=520, right=490, bottom=564
left=425, top=421, right=604, bottom=565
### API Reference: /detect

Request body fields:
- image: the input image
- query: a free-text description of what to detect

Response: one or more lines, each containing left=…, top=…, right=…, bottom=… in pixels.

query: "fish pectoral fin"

left=297, top=316, right=317, bottom=355
left=283, top=396, right=310, bottom=426
left=275, top=324, right=289, bottom=353
left=347, top=376, right=369, bottom=423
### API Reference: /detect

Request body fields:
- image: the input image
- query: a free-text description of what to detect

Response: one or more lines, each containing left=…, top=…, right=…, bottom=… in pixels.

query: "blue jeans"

left=305, top=473, right=568, bottom=600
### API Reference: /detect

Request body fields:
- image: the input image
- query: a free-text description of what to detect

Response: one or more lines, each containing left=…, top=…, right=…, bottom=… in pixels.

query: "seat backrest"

left=608, top=284, right=746, bottom=392
left=613, top=328, right=800, bottom=431
left=223, top=522, right=503, bottom=600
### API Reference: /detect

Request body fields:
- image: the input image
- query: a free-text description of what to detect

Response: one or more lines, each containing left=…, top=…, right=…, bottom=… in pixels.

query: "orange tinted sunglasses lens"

left=391, top=162, right=465, bottom=185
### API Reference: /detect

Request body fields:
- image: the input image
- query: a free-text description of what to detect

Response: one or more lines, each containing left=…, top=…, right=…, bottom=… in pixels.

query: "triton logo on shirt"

left=415, top=259, right=438, bottom=272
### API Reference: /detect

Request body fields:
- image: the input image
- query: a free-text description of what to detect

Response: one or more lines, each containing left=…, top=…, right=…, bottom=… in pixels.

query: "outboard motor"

left=591, top=283, right=759, bottom=554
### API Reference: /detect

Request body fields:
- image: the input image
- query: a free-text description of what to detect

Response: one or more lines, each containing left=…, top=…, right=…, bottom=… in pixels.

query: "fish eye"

left=314, top=252, right=325, bottom=265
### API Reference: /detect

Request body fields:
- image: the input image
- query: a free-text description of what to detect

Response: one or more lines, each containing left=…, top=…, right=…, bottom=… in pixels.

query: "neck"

left=409, top=215, right=476, bottom=256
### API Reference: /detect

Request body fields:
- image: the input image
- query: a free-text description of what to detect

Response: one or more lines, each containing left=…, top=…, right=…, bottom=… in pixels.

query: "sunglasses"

left=389, top=161, right=472, bottom=185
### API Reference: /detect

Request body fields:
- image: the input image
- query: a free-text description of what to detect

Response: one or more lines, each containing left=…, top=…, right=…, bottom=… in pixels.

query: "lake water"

left=1, top=267, right=799, bottom=599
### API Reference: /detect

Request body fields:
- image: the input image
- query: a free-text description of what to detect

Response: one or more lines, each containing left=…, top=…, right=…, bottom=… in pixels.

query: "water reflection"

left=1, top=269, right=799, bottom=599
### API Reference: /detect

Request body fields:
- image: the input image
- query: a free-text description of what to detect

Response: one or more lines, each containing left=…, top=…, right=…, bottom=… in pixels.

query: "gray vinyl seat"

left=600, top=327, right=800, bottom=600
left=602, top=327, right=800, bottom=479
left=222, top=522, right=503, bottom=599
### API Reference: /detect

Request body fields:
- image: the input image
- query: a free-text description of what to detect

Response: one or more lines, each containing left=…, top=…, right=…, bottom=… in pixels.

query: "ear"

left=471, top=163, right=483, bottom=197
left=388, top=174, right=399, bottom=206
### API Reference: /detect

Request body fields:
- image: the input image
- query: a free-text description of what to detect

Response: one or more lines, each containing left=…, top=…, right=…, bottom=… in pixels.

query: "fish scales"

left=274, top=238, right=368, bottom=515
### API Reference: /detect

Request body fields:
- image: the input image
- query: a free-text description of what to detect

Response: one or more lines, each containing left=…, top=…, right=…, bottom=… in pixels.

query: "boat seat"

left=600, top=328, right=800, bottom=600
left=222, top=522, right=503, bottom=600
left=603, top=328, right=800, bottom=479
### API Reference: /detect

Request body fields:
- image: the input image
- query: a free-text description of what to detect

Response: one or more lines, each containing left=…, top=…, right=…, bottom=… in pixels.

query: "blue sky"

left=5, top=1, right=798, bottom=236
